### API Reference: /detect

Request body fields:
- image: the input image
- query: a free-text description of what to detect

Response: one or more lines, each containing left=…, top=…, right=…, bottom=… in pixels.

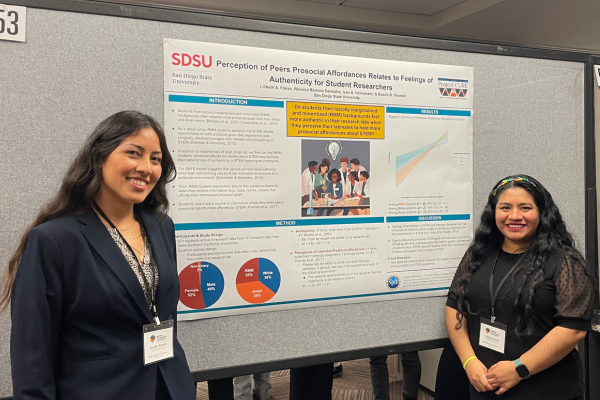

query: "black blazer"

left=10, top=208, right=196, bottom=400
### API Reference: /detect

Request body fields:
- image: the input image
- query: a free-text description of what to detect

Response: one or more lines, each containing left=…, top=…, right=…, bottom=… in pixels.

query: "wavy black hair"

left=453, top=174, right=585, bottom=336
left=1, top=111, right=176, bottom=311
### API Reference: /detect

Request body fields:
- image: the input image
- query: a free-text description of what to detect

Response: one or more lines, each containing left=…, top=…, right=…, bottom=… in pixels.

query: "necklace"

left=118, top=221, right=137, bottom=231
left=122, top=232, right=142, bottom=240
left=125, top=223, right=145, bottom=252
left=129, top=243, right=144, bottom=254
left=129, top=243, right=145, bottom=263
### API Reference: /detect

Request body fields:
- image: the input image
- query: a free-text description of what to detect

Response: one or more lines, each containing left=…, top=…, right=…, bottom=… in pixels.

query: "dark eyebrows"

left=498, top=202, right=535, bottom=207
left=124, top=143, right=162, bottom=155
left=124, top=143, right=143, bottom=151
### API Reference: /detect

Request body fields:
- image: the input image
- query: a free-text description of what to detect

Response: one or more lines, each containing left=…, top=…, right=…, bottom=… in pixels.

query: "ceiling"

left=94, top=0, right=600, bottom=54
left=303, top=0, right=468, bottom=15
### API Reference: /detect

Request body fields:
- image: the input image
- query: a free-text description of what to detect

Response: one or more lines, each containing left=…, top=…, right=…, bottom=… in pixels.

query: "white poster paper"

left=164, top=39, right=473, bottom=320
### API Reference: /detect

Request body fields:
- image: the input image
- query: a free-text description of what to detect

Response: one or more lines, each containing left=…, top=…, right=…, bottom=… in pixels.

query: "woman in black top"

left=446, top=175, right=594, bottom=399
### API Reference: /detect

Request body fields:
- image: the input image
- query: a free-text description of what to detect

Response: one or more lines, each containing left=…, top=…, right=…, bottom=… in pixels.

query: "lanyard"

left=93, top=202, right=161, bottom=325
left=488, top=245, right=527, bottom=323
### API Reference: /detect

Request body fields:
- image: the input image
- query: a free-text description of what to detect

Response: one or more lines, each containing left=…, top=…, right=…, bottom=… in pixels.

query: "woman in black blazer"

left=3, top=111, right=196, bottom=400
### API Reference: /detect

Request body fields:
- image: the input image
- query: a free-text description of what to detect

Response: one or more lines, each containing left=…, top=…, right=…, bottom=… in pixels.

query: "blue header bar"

left=175, top=217, right=384, bottom=231
left=169, top=94, right=284, bottom=108
left=387, top=214, right=471, bottom=223
left=386, top=107, right=471, bottom=117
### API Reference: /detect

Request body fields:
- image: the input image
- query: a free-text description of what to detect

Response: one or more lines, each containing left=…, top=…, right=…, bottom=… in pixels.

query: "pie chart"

left=236, top=258, right=281, bottom=304
left=179, top=261, right=224, bottom=309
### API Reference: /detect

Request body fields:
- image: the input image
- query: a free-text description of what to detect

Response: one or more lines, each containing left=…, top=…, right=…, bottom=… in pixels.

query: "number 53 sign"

left=0, top=4, right=26, bottom=42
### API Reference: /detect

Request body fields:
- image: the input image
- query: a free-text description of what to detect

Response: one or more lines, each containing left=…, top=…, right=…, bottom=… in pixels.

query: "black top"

left=447, top=243, right=593, bottom=400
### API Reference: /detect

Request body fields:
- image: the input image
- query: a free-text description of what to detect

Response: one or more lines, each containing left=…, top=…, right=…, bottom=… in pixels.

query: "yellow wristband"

left=463, top=356, right=477, bottom=369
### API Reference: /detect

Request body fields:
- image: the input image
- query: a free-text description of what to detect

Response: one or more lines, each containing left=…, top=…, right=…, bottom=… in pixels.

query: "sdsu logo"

left=438, top=78, right=468, bottom=98
left=171, top=53, right=213, bottom=68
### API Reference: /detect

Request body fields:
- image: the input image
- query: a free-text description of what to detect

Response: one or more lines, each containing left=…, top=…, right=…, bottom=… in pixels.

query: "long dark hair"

left=319, top=158, right=330, bottom=175
left=454, top=174, right=585, bottom=336
left=1, top=111, right=176, bottom=311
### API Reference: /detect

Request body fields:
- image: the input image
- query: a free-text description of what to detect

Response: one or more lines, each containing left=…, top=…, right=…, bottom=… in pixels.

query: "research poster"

left=164, top=39, right=474, bottom=320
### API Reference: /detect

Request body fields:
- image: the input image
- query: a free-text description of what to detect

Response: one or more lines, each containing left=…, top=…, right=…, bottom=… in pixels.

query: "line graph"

left=395, top=130, right=448, bottom=187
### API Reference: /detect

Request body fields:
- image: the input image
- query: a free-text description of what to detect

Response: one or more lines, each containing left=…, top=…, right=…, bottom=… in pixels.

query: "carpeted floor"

left=196, top=357, right=434, bottom=400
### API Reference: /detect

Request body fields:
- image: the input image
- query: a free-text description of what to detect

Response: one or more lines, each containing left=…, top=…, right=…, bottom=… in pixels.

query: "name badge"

left=143, top=319, right=175, bottom=365
left=479, top=317, right=507, bottom=354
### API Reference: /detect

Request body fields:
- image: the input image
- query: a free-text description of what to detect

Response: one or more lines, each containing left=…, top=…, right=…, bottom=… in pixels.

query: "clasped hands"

left=465, top=359, right=522, bottom=395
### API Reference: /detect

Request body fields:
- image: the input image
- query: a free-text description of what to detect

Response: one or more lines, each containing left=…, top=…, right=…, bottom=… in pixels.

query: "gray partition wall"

left=0, top=2, right=596, bottom=398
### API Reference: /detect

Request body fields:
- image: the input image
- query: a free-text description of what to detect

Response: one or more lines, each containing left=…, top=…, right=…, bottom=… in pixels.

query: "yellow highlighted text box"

left=287, top=102, right=384, bottom=139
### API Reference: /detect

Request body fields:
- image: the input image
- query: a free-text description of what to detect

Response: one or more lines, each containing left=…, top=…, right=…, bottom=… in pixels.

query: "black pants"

left=369, top=352, right=421, bottom=400
left=207, top=377, right=234, bottom=400
left=290, top=363, right=334, bottom=400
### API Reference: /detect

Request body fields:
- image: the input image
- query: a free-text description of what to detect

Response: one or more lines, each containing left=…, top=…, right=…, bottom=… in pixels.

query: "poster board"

left=0, top=4, right=587, bottom=396
left=164, top=38, right=474, bottom=320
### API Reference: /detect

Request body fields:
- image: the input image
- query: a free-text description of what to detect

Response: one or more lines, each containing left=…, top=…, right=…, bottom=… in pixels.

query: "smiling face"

left=320, top=165, right=328, bottom=175
left=309, top=165, right=317, bottom=174
left=348, top=173, right=355, bottom=183
left=340, top=161, right=347, bottom=171
left=350, top=163, right=358, bottom=171
left=331, top=172, right=339, bottom=183
left=495, top=187, right=540, bottom=251
left=98, top=127, right=163, bottom=208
